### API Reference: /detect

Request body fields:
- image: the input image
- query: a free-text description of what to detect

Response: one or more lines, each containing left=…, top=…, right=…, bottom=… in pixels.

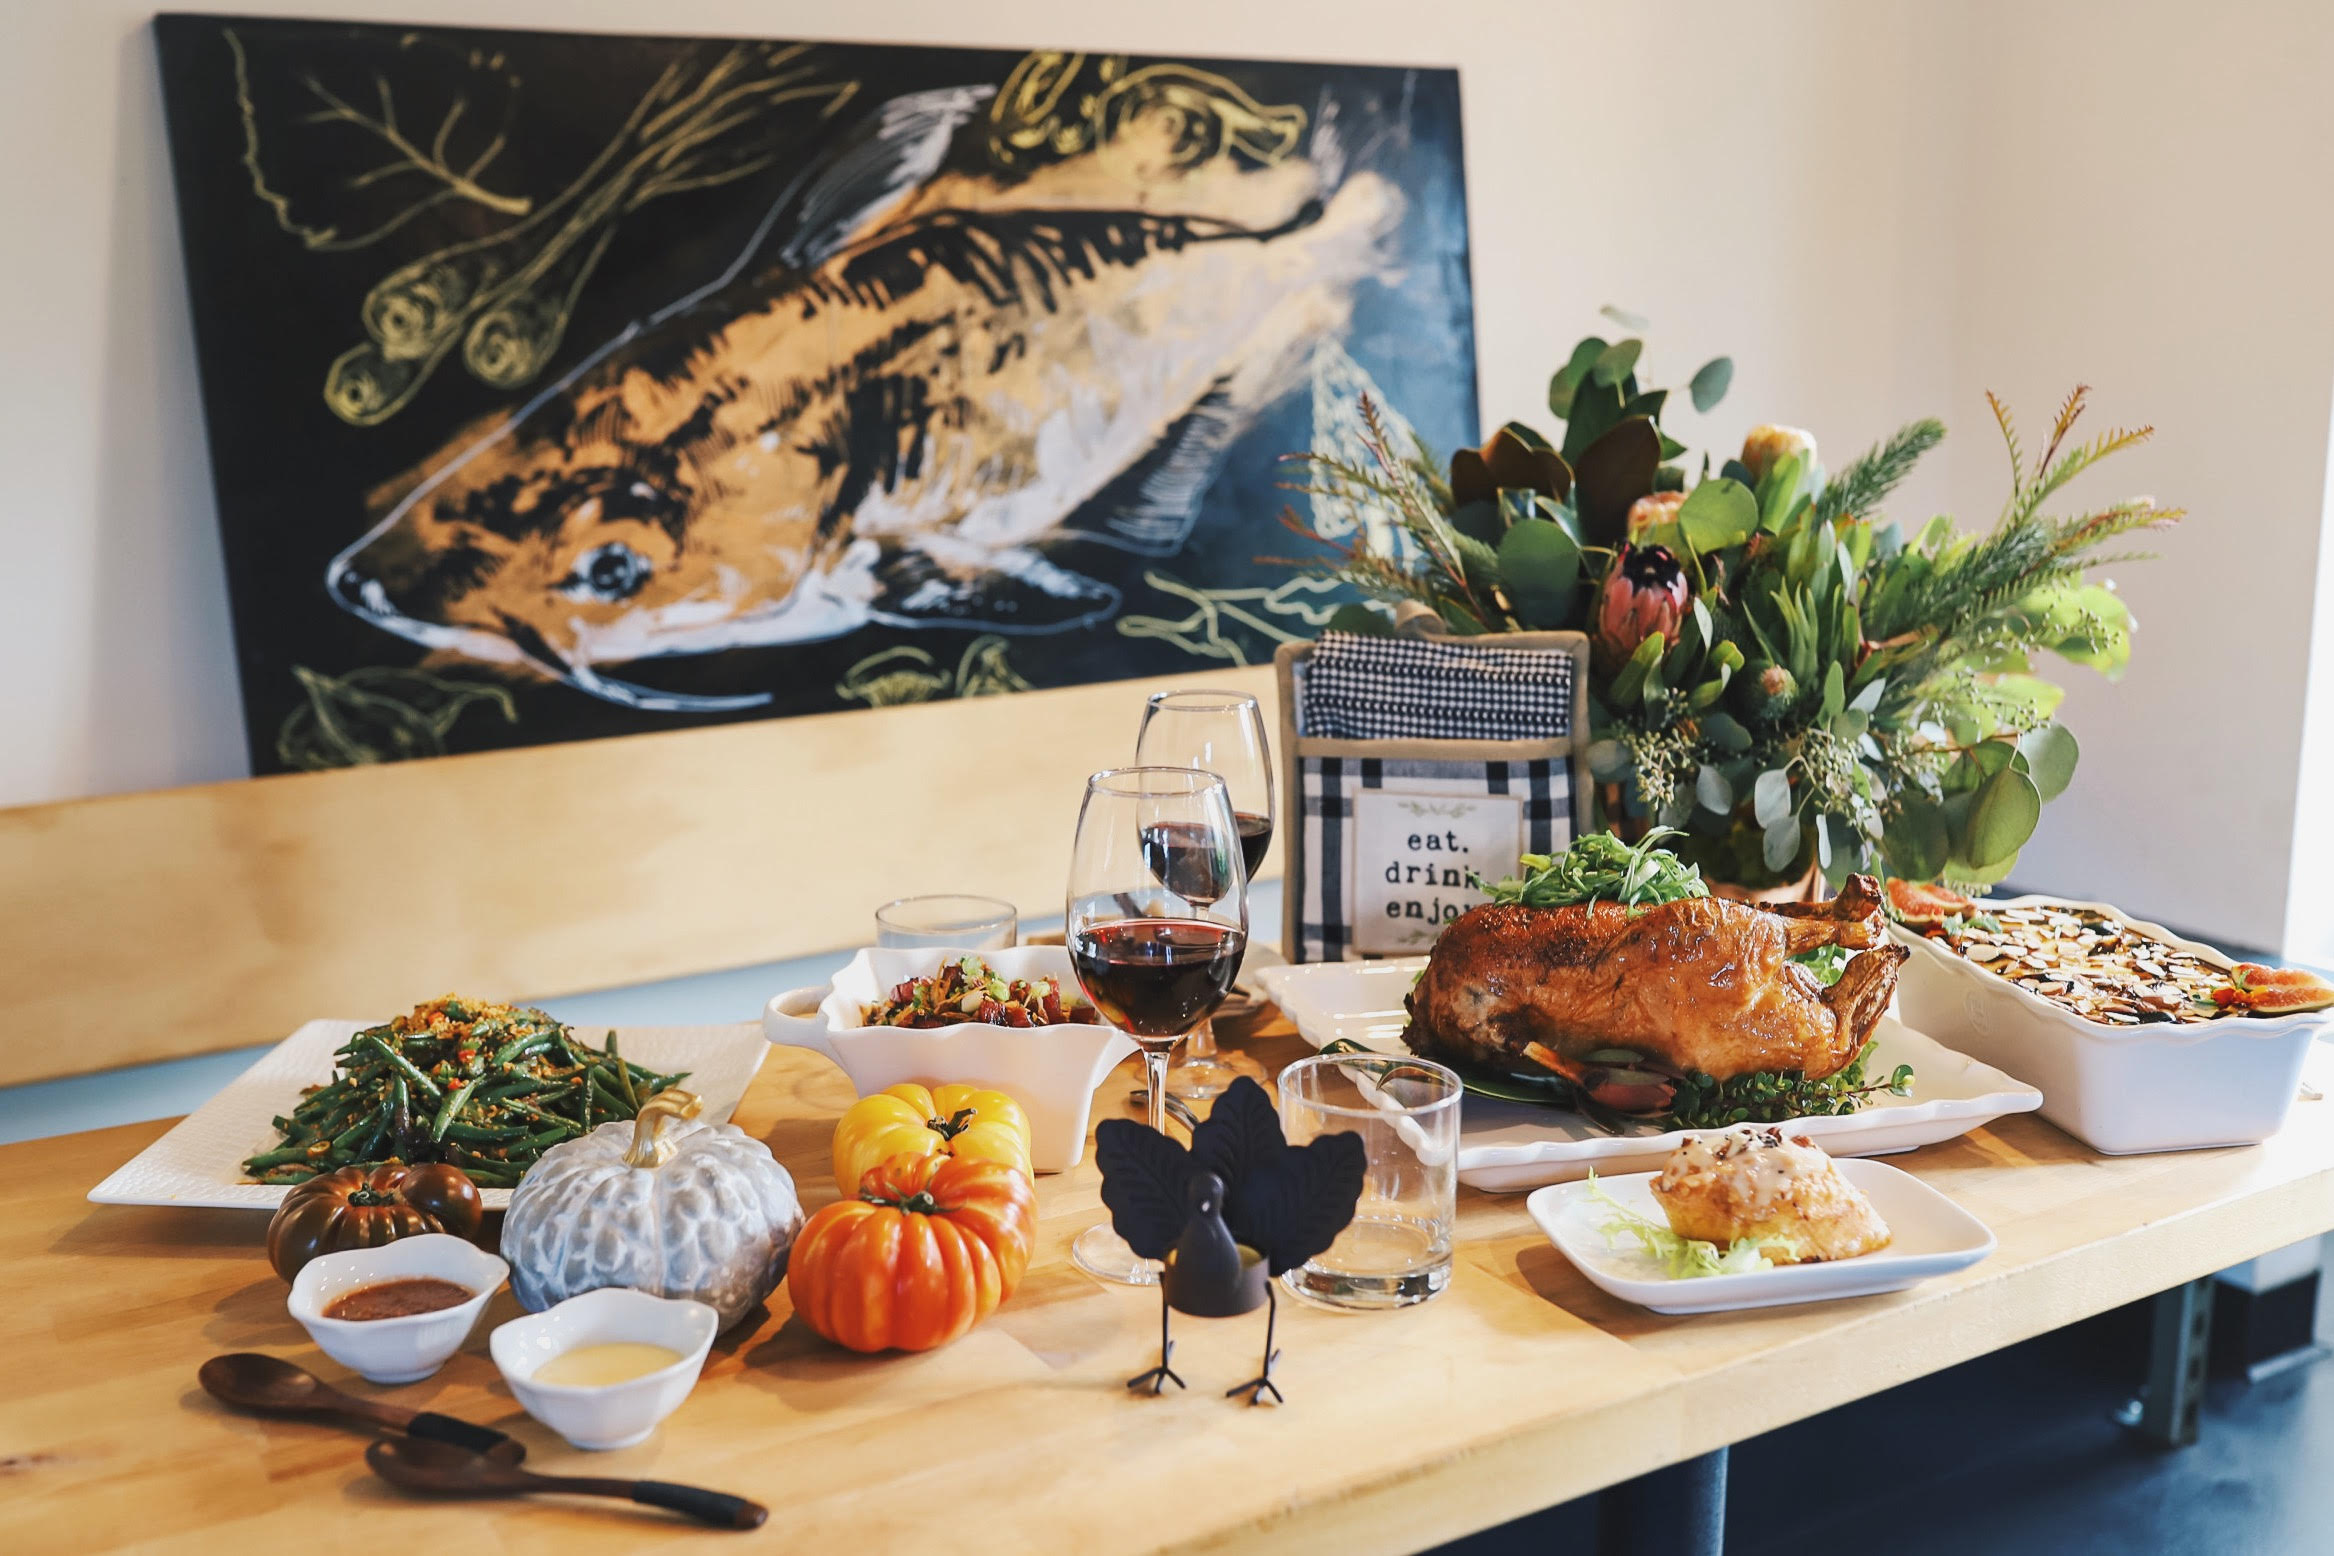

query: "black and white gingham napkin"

left=1301, top=630, right=1574, bottom=740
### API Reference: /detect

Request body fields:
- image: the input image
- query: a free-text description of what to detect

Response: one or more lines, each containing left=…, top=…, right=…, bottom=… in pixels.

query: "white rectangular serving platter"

left=1528, top=1158, right=1996, bottom=1314
left=88, top=1020, right=770, bottom=1211
left=1255, top=958, right=2044, bottom=1193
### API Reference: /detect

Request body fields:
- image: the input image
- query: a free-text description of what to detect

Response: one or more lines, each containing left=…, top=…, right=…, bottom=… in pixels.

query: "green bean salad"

left=241, top=996, right=686, bottom=1188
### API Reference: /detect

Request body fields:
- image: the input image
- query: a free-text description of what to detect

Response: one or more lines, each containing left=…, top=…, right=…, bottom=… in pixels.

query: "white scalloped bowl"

left=490, top=1288, right=716, bottom=1451
left=1891, top=896, right=2331, bottom=1154
left=763, top=945, right=1135, bottom=1172
left=287, top=1233, right=508, bottom=1385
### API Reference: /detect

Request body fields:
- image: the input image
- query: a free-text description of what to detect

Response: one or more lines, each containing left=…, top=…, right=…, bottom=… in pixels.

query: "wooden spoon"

left=199, top=1353, right=523, bottom=1463
left=366, top=1436, right=768, bottom=1529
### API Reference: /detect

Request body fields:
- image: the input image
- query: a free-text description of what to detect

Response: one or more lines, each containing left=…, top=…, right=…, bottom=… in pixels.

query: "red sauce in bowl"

left=323, top=1277, right=474, bottom=1321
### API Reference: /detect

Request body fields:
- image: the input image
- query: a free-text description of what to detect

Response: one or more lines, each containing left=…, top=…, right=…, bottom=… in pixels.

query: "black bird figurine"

left=1095, top=1076, right=1366, bottom=1405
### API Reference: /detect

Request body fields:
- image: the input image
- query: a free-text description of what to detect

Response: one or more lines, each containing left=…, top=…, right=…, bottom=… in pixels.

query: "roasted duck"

left=1403, top=874, right=1907, bottom=1096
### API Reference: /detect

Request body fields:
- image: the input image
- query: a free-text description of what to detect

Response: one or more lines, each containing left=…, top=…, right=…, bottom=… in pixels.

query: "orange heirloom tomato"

left=830, top=1083, right=1031, bottom=1191
left=787, top=1153, right=1036, bottom=1353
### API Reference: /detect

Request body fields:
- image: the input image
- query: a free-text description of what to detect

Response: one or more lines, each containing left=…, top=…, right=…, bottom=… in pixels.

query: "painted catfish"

left=327, top=83, right=1403, bottom=710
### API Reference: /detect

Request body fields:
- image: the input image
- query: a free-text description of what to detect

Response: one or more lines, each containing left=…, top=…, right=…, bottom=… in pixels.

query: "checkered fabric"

left=1300, top=630, right=1575, bottom=740
left=1297, top=756, right=1571, bottom=962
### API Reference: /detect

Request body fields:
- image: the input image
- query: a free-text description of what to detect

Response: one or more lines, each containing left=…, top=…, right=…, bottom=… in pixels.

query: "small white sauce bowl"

left=286, top=1233, right=508, bottom=1385
left=490, top=1288, right=718, bottom=1450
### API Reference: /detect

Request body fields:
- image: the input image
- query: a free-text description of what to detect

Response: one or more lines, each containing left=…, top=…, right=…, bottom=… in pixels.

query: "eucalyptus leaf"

left=1587, top=738, right=1632, bottom=781
left=1497, top=519, right=1584, bottom=629
left=1763, top=816, right=1802, bottom=873
left=1600, top=305, right=1651, bottom=331
left=1883, top=799, right=1950, bottom=881
left=1675, top=477, right=1759, bottom=555
left=2019, top=722, right=2080, bottom=801
left=1549, top=337, right=1609, bottom=421
left=1753, top=768, right=1793, bottom=827
left=1815, top=814, right=1833, bottom=871
left=1700, top=710, right=1754, bottom=753
left=1593, top=338, right=1644, bottom=387
left=1689, top=356, right=1734, bottom=413
left=1820, top=661, right=1846, bottom=721
left=1696, top=763, right=1735, bottom=814
left=1963, top=765, right=2042, bottom=869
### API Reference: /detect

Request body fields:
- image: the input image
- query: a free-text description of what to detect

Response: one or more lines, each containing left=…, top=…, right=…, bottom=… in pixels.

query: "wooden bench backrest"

left=0, top=667, right=1277, bottom=1086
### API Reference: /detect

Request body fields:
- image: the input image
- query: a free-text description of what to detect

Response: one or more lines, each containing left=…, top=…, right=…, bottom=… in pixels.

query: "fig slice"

left=1886, top=879, right=1977, bottom=925
left=2220, top=963, right=2334, bottom=1015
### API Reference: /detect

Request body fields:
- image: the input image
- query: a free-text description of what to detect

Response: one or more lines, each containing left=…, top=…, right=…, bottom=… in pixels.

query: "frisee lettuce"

left=1583, top=1170, right=1791, bottom=1278
left=1474, top=829, right=1709, bottom=910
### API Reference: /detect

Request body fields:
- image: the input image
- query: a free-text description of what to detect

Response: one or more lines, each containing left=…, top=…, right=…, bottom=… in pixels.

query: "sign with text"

left=1349, top=790, right=1522, bottom=954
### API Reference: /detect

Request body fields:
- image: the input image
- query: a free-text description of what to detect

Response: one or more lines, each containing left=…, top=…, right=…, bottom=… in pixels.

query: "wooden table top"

left=9, top=1012, right=2334, bottom=1556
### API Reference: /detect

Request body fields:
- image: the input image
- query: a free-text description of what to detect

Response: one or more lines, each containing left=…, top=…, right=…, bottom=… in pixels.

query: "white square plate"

left=1528, top=1158, right=1996, bottom=1314
left=1254, top=958, right=2044, bottom=1192
left=88, top=1020, right=769, bottom=1211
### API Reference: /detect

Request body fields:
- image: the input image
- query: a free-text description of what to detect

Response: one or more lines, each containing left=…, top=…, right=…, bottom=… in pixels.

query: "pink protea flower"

left=1593, top=544, right=1690, bottom=676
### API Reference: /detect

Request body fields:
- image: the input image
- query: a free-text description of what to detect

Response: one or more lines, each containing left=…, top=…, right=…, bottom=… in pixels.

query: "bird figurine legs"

left=1225, top=1282, right=1284, bottom=1406
left=1127, top=1282, right=1186, bottom=1394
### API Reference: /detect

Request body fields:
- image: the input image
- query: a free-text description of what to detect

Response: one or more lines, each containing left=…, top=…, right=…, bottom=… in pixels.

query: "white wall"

left=3, top=0, right=2328, bottom=953
left=1934, top=0, right=2334, bottom=953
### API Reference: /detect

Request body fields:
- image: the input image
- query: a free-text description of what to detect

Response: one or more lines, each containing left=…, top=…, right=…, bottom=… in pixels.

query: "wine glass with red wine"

left=1133, top=689, right=1274, bottom=1100
left=1066, top=766, right=1249, bottom=1286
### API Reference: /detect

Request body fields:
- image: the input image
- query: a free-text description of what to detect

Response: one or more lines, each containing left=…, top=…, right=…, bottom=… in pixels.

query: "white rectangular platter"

left=1255, top=958, right=2044, bottom=1193
left=1527, top=1158, right=1996, bottom=1314
left=88, top=1020, right=770, bottom=1211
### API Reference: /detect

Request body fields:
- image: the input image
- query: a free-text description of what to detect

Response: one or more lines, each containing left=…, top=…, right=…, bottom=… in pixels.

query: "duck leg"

left=1126, top=1283, right=1185, bottom=1394
left=1225, top=1282, right=1284, bottom=1406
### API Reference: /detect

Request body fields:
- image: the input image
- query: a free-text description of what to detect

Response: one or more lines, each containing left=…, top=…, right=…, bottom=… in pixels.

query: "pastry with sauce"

left=1650, top=1126, right=1890, bottom=1265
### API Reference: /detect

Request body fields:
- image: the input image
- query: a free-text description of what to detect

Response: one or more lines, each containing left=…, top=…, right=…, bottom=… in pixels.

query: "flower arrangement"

left=1283, top=315, right=2180, bottom=891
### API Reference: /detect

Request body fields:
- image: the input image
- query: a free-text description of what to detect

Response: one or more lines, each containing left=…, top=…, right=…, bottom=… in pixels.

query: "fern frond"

left=1815, top=418, right=1946, bottom=524
left=2032, top=384, right=2090, bottom=484
left=2028, top=425, right=2154, bottom=514
left=1987, top=391, right=2023, bottom=498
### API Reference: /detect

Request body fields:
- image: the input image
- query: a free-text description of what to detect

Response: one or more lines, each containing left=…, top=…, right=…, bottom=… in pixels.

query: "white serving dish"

left=1528, top=1158, right=1995, bottom=1314
left=1255, top=958, right=2043, bottom=1192
left=1890, top=897, right=2330, bottom=1153
left=89, top=1021, right=770, bottom=1211
left=490, top=1288, right=718, bottom=1451
left=764, top=945, right=1135, bottom=1172
left=287, top=1233, right=508, bottom=1385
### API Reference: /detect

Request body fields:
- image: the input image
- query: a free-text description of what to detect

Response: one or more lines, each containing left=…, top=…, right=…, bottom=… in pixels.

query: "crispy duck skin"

left=1402, top=874, right=1908, bottom=1084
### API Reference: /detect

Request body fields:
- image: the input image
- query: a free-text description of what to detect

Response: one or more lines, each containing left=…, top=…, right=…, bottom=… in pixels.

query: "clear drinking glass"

left=1277, top=1052, right=1461, bottom=1308
left=1065, top=767, right=1249, bottom=1285
left=1134, top=689, right=1275, bottom=1100
left=874, top=894, right=1018, bottom=951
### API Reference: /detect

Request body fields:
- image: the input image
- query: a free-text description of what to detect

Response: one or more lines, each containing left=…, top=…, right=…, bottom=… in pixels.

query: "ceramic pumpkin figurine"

left=788, top=1153, right=1036, bottom=1353
left=501, top=1090, right=805, bottom=1332
left=830, top=1083, right=1032, bottom=1191
left=266, top=1162, right=483, bottom=1281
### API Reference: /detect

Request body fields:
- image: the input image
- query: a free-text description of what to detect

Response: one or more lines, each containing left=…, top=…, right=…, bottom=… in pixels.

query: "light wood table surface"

left=8, top=1012, right=2334, bottom=1555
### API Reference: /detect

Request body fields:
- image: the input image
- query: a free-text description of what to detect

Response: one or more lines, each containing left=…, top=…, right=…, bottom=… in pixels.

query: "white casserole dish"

left=1890, top=896, right=2328, bottom=1153
left=763, top=945, right=1135, bottom=1172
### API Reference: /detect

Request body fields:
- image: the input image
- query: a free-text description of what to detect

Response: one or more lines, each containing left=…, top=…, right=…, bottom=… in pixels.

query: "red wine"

left=1140, top=822, right=1237, bottom=904
left=1069, top=918, right=1246, bottom=1038
left=1236, top=812, right=1273, bottom=877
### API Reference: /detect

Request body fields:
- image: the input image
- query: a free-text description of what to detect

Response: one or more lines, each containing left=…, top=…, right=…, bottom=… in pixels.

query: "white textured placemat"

left=88, top=1020, right=769, bottom=1210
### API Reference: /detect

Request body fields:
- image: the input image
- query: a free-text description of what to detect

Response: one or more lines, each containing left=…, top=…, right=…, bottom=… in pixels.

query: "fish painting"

left=155, top=24, right=1478, bottom=762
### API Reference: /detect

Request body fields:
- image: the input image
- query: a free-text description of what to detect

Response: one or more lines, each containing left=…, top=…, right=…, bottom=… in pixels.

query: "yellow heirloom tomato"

left=831, top=1083, right=1032, bottom=1191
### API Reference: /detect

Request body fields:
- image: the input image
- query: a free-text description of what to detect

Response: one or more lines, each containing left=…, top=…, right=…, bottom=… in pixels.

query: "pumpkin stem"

left=928, top=1107, right=978, bottom=1141
left=622, top=1088, right=704, bottom=1168
left=860, top=1185, right=946, bottom=1215
left=346, top=1187, right=391, bottom=1207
